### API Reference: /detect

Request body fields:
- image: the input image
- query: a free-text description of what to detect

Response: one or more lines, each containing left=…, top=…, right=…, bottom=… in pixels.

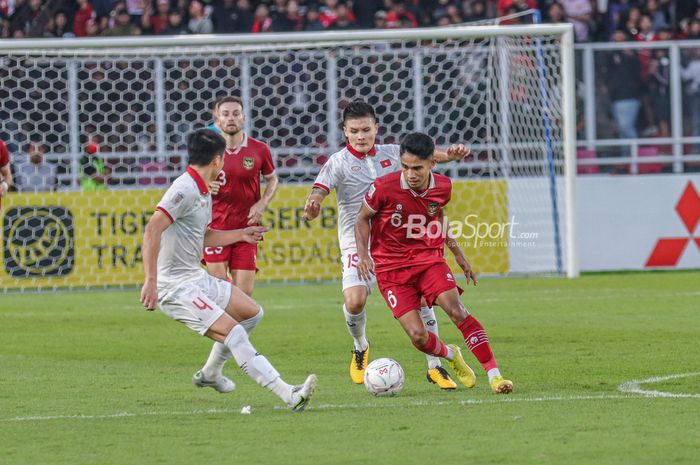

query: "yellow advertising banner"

left=0, top=180, right=508, bottom=291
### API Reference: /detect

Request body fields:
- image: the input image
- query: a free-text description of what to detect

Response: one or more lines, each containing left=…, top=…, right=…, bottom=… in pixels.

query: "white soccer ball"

left=363, top=358, right=404, bottom=397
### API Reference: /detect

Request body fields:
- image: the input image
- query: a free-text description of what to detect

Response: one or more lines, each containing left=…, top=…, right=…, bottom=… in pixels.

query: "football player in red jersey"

left=203, top=96, right=279, bottom=296
left=355, top=132, right=513, bottom=394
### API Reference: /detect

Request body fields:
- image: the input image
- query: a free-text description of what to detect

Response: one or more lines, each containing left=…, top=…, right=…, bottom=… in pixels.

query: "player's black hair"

left=214, top=95, right=243, bottom=111
left=187, top=128, right=226, bottom=166
left=399, top=132, right=435, bottom=160
left=342, top=100, right=377, bottom=124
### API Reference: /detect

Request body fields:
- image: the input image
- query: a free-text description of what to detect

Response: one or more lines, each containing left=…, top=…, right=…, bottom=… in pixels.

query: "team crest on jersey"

left=243, top=157, right=254, bottom=170
left=380, top=159, right=392, bottom=168
left=173, top=192, right=185, bottom=204
left=427, top=202, right=440, bottom=216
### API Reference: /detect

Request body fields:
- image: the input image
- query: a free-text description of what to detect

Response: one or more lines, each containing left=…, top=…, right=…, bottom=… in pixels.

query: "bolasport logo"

left=405, top=214, right=539, bottom=248
left=645, top=181, right=700, bottom=267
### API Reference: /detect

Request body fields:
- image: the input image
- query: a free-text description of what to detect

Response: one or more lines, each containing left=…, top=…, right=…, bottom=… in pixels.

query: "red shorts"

left=203, top=242, right=258, bottom=271
left=376, top=261, right=463, bottom=318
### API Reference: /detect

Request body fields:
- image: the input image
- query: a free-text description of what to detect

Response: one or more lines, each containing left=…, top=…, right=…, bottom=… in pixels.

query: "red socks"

left=457, top=315, right=498, bottom=371
left=413, top=331, right=448, bottom=358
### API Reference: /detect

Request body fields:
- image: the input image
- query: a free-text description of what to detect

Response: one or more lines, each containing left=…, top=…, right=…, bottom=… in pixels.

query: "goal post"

left=0, top=24, right=578, bottom=292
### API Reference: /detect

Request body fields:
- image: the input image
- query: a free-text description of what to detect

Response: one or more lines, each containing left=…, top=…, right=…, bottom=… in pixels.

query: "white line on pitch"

left=1, top=393, right=686, bottom=423
left=617, top=372, right=700, bottom=398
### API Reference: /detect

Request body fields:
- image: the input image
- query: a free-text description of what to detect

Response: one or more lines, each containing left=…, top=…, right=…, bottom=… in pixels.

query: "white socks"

left=201, top=307, right=264, bottom=380
left=223, top=324, right=293, bottom=403
left=343, top=304, right=369, bottom=351
left=420, top=306, right=442, bottom=369
left=201, top=342, right=231, bottom=380
left=487, top=368, right=502, bottom=383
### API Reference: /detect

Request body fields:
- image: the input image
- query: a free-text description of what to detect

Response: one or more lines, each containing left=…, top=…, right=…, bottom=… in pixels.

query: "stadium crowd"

left=1, top=0, right=700, bottom=42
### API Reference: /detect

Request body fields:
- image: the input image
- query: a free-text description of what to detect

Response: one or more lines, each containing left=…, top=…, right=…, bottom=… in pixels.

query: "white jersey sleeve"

left=313, top=155, right=343, bottom=193
left=157, top=184, right=198, bottom=223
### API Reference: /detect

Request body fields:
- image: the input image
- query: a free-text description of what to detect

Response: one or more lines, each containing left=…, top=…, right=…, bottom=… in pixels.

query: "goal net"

left=0, top=24, right=577, bottom=292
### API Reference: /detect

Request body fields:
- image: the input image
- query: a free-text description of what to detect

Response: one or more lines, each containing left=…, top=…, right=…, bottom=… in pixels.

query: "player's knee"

left=344, top=296, right=366, bottom=314
left=407, top=327, right=429, bottom=346
left=240, top=306, right=264, bottom=334
left=446, top=302, right=469, bottom=324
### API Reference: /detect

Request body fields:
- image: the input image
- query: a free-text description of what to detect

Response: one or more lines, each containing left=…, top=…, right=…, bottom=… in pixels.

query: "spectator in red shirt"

left=387, top=0, right=418, bottom=28
left=142, top=0, right=171, bottom=35
left=251, top=3, right=272, bottom=32
left=73, top=0, right=94, bottom=37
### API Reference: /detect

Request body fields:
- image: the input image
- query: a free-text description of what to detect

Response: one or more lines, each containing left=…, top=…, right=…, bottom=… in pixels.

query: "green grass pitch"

left=1, top=271, right=699, bottom=465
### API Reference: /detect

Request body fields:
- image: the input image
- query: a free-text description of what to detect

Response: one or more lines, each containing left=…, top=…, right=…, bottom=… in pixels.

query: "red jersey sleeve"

left=0, top=140, right=9, bottom=167
left=363, top=181, right=383, bottom=213
left=260, top=144, right=275, bottom=176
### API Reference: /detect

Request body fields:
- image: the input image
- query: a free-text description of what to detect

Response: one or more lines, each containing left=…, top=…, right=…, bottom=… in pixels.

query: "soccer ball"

left=363, top=358, right=404, bottom=397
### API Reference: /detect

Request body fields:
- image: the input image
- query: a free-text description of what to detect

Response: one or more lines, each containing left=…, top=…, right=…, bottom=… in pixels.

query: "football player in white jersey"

left=303, top=100, right=471, bottom=389
left=140, top=128, right=316, bottom=412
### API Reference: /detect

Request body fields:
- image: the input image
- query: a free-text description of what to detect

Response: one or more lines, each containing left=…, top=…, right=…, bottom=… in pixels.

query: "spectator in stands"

left=328, top=2, right=356, bottom=30
left=188, top=0, right=213, bottom=33
left=73, top=0, right=95, bottom=37
left=51, top=10, right=74, bottom=38
left=463, top=1, right=487, bottom=23
left=213, top=0, right=242, bottom=33
left=14, top=141, right=56, bottom=193
left=232, top=0, right=254, bottom=32
left=161, top=8, right=188, bottom=34
left=251, top=3, right=272, bottom=32
left=647, top=28, right=672, bottom=139
left=373, top=9, right=388, bottom=29
left=303, top=4, right=323, bottom=31
left=560, top=0, right=593, bottom=42
left=319, top=0, right=339, bottom=28
left=80, top=144, right=109, bottom=192
left=142, top=0, right=171, bottom=34
left=623, top=5, right=642, bottom=36
left=645, top=0, right=668, bottom=32
left=387, top=0, right=419, bottom=28
left=547, top=2, right=566, bottom=23
left=497, top=0, right=536, bottom=17
left=353, top=0, right=379, bottom=29
left=605, top=29, right=643, bottom=145
left=126, top=0, right=146, bottom=23
left=681, top=48, right=700, bottom=148
left=447, top=3, right=464, bottom=24
left=104, top=3, right=141, bottom=35
left=10, top=0, right=42, bottom=36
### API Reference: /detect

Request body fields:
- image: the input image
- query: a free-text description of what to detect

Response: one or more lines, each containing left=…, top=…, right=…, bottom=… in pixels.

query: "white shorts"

left=158, top=272, right=232, bottom=336
left=341, top=246, right=376, bottom=293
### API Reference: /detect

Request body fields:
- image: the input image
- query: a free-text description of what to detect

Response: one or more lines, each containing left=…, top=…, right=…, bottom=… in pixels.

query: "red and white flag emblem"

left=380, top=159, right=391, bottom=168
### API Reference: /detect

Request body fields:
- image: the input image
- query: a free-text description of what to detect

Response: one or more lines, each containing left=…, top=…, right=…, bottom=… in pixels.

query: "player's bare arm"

left=354, top=202, right=376, bottom=282
left=433, top=144, right=470, bottom=163
left=140, top=210, right=173, bottom=311
left=443, top=212, right=477, bottom=286
left=303, top=187, right=329, bottom=221
left=248, top=172, right=278, bottom=225
left=204, top=225, right=268, bottom=246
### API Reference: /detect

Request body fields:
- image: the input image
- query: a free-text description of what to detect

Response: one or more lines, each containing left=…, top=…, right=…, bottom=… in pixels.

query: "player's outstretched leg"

left=195, top=306, right=265, bottom=392
left=343, top=286, right=370, bottom=384
left=420, top=305, right=457, bottom=390
left=207, top=286, right=317, bottom=410
left=397, top=310, right=475, bottom=388
left=435, top=289, right=513, bottom=394
left=218, top=323, right=317, bottom=411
